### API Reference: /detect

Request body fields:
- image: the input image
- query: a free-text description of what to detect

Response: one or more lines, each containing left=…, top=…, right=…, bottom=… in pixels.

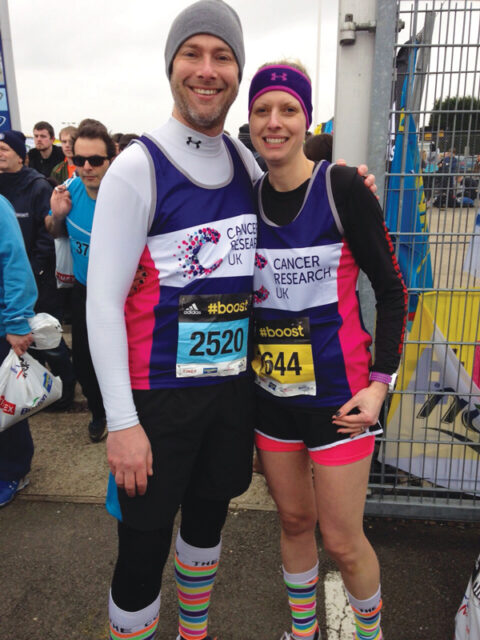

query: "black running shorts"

left=115, top=377, right=255, bottom=530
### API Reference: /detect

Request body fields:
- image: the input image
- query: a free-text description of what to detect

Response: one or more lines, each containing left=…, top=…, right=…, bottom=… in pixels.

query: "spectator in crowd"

left=27, top=121, right=64, bottom=178
left=238, top=122, right=267, bottom=170
left=438, top=147, right=458, bottom=173
left=426, top=141, right=439, bottom=169
left=111, top=133, right=123, bottom=156
left=0, top=130, right=76, bottom=411
left=0, top=194, right=37, bottom=507
left=118, top=133, right=139, bottom=153
left=423, top=141, right=439, bottom=202
left=434, top=148, right=458, bottom=207
left=473, top=153, right=480, bottom=176
left=46, top=121, right=115, bottom=442
left=455, top=174, right=478, bottom=206
left=51, top=126, right=78, bottom=184
left=421, top=149, right=427, bottom=170
left=304, top=132, right=333, bottom=162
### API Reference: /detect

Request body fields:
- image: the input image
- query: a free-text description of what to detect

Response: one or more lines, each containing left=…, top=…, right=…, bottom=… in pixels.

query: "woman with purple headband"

left=248, top=61, right=407, bottom=640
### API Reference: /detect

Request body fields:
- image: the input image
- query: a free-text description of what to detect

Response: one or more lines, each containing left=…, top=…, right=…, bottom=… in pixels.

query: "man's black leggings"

left=111, top=490, right=230, bottom=611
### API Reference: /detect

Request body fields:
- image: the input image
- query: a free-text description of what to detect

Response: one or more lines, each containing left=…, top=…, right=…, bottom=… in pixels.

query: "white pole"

left=333, top=0, right=376, bottom=163
left=334, top=0, right=377, bottom=333
left=314, top=0, right=339, bottom=131
left=314, top=1, right=322, bottom=129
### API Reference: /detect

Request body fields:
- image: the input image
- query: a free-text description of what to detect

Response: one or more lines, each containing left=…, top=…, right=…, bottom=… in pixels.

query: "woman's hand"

left=332, top=381, right=388, bottom=438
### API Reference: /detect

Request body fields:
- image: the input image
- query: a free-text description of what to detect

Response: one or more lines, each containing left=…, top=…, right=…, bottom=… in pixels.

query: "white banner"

left=380, top=292, right=480, bottom=493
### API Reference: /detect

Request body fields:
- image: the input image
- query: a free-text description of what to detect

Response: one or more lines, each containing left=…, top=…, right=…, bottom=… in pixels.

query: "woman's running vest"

left=252, top=161, right=372, bottom=407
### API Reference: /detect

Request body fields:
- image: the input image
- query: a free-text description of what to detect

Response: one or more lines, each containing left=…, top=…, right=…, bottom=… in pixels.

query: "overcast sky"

left=7, top=0, right=339, bottom=138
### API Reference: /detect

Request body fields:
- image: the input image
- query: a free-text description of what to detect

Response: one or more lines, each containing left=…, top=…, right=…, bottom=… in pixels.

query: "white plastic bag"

left=28, top=313, right=63, bottom=350
left=455, top=554, right=480, bottom=639
left=54, top=236, right=74, bottom=288
left=0, top=350, right=62, bottom=431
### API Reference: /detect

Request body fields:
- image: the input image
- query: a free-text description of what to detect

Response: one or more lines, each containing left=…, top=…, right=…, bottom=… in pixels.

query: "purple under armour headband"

left=248, top=65, right=313, bottom=129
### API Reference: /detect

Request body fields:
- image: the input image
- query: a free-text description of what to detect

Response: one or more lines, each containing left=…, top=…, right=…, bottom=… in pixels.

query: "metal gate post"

left=334, top=0, right=378, bottom=336
left=333, top=0, right=377, bottom=165
left=368, top=0, right=398, bottom=204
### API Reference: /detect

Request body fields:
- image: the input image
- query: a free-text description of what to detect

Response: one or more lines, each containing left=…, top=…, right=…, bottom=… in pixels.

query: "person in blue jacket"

left=0, top=194, right=38, bottom=507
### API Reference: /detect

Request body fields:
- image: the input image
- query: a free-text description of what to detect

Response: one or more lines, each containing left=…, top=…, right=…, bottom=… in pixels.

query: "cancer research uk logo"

left=174, top=227, right=222, bottom=280
left=254, top=252, right=270, bottom=304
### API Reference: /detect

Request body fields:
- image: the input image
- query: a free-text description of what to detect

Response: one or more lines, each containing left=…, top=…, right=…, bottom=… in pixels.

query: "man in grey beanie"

left=87, top=2, right=263, bottom=639
left=165, top=0, right=245, bottom=79
left=89, top=3, right=375, bottom=637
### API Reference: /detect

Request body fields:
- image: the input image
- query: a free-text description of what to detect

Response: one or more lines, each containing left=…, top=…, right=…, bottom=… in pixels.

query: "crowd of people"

left=421, top=143, right=480, bottom=206
left=0, top=1, right=412, bottom=639
left=0, top=120, right=140, bottom=455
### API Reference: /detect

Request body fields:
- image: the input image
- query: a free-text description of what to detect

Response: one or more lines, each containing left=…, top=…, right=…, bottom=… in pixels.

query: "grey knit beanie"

left=165, top=0, right=245, bottom=80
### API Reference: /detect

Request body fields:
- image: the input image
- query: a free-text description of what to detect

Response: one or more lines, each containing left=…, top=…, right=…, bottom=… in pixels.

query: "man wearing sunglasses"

left=46, top=121, right=115, bottom=443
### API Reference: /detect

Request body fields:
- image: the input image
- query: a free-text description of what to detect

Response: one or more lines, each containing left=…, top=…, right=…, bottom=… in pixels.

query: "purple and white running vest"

left=125, top=134, right=256, bottom=389
left=252, top=161, right=372, bottom=407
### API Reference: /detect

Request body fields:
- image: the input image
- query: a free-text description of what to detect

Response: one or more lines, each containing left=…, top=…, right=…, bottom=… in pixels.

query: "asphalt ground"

left=0, top=395, right=478, bottom=640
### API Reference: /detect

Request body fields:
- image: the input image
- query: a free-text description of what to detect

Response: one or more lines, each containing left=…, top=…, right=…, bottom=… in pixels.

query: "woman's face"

left=249, top=90, right=307, bottom=167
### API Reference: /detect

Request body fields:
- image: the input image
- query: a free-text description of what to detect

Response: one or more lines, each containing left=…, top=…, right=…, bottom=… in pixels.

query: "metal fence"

left=364, top=0, right=480, bottom=520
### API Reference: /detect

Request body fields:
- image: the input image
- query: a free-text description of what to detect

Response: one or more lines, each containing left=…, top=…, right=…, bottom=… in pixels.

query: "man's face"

left=0, top=142, right=23, bottom=173
left=60, top=133, right=74, bottom=159
left=170, top=34, right=239, bottom=136
left=74, top=137, right=110, bottom=196
left=33, top=128, right=54, bottom=152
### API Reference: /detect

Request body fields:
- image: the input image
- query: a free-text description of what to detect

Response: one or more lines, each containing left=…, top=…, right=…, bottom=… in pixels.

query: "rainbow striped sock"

left=346, top=585, right=383, bottom=640
left=108, top=591, right=160, bottom=640
left=283, top=563, right=319, bottom=640
left=175, top=532, right=220, bottom=640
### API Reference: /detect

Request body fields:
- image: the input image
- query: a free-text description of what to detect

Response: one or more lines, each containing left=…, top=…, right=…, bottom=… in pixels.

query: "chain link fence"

left=365, top=0, right=480, bottom=520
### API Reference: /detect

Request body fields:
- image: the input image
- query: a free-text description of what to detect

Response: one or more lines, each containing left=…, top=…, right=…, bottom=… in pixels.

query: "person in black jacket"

left=27, top=121, right=64, bottom=178
left=0, top=130, right=76, bottom=410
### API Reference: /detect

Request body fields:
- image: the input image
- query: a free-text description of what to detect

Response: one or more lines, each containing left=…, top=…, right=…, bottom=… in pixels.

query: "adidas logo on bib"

left=184, top=303, right=201, bottom=315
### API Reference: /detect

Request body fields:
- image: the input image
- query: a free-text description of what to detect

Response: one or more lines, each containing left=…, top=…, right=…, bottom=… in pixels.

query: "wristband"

left=369, top=371, right=397, bottom=391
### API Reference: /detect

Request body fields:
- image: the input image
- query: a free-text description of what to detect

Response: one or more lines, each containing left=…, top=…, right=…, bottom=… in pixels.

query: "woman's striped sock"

left=346, top=585, right=383, bottom=640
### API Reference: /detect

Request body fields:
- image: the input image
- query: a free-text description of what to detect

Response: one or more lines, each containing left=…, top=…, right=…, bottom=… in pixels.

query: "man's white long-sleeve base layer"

left=86, top=117, right=262, bottom=431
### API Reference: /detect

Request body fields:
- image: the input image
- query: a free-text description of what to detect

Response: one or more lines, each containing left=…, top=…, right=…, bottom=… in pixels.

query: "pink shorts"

left=255, top=393, right=381, bottom=466
left=255, top=431, right=375, bottom=466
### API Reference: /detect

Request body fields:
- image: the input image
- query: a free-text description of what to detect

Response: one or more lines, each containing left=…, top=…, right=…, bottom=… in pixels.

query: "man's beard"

left=171, top=81, right=238, bottom=134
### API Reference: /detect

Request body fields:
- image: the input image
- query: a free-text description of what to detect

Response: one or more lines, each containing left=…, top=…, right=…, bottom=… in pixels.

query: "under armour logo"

left=186, top=136, right=202, bottom=149
left=271, top=72, right=287, bottom=81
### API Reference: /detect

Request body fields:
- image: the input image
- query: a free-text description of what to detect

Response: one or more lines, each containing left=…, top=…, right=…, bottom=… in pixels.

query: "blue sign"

left=0, top=33, right=12, bottom=131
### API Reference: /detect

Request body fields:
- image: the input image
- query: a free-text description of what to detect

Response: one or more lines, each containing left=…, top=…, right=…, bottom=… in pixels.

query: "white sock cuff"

left=175, top=530, right=222, bottom=566
left=283, top=562, right=319, bottom=585
left=109, top=590, right=160, bottom=634
left=345, top=584, right=382, bottom=613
